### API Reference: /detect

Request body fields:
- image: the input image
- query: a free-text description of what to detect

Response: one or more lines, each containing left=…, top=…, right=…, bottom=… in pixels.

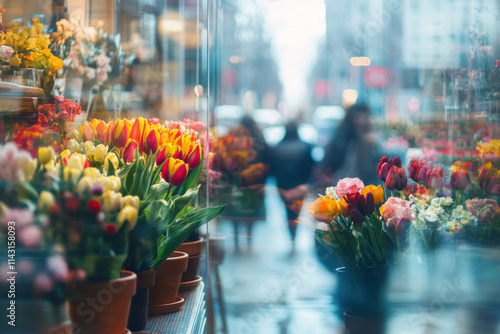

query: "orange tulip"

left=123, top=139, right=139, bottom=164
left=309, top=196, right=340, bottom=223
left=94, top=120, right=108, bottom=144
left=143, top=128, right=160, bottom=155
left=162, top=157, right=189, bottom=186
left=104, top=120, right=114, bottom=146
left=80, top=121, right=95, bottom=142
left=360, top=184, right=384, bottom=205
left=130, top=117, right=149, bottom=152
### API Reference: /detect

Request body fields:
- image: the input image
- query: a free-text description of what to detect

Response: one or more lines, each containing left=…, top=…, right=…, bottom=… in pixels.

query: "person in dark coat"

left=269, top=121, right=315, bottom=244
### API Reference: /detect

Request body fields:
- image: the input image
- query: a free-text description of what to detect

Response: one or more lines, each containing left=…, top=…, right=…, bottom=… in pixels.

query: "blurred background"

left=1, top=0, right=500, bottom=333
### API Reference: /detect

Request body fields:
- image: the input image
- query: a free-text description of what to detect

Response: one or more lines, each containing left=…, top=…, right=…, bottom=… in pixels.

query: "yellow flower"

left=38, top=146, right=55, bottom=165
left=37, top=191, right=55, bottom=212
left=104, top=153, right=119, bottom=173
left=102, top=190, right=122, bottom=212
left=360, top=184, right=384, bottom=205
left=59, top=150, right=71, bottom=160
left=83, top=167, right=101, bottom=180
left=120, top=195, right=140, bottom=210
left=102, top=175, right=121, bottom=192
left=66, top=139, right=80, bottom=153
left=8, top=54, right=21, bottom=67
left=83, top=141, right=95, bottom=159
left=93, top=144, right=108, bottom=163
left=66, top=154, right=86, bottom=171
left=63, top=166, right=81, bottom=182
left=117, top=205, right=138, bottom=230
left=76, top=176, right=93, bottom=194
left=309, top=196, right=340, bottom=223
left=23, top=160, right=37, bottom=181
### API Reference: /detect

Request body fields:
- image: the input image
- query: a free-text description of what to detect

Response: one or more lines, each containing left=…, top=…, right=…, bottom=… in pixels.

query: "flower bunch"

left=1, top=18, right=62, bottom=73
left=311, top=178, right=394, bottom=270
left=38, top=96, right=82, bottom=126
left=378, top=156, right=407, bottom=191
left=10, top=123, right=61, bottom=158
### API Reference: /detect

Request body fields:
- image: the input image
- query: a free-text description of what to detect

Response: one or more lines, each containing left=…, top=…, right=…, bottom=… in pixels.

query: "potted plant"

left=309, top=177, right=406, bottom=334
left=74, top=117, right=225, bottom=323
left=44, top=151, right=139, bottom=334
left=0, top=143, right=71, bottom=334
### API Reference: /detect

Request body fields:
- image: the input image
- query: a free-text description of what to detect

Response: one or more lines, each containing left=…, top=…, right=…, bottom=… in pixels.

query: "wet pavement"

left=210, top=183, right=500, bottom=334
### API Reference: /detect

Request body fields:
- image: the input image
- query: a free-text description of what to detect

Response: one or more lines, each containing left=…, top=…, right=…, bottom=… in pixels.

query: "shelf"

left=140, top=282, right=206, bottom=334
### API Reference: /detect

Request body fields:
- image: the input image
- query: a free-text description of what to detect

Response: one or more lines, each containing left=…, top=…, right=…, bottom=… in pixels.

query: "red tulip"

left=450, top=170, right=469, bottom=190
left=347, top=205, right=365, bottom=226
left=408, top=159, right=433, bottom=185
left=162, top=157, right=189, bottom=186
left=426, top=167, right=447, bottom=190
left=144, top=128, right=160, bottom=155
left=344, top=192, right=375, bottom=217
left=111, top=119, right=131, bottom=148
left=377, top=156, right=390, bottom=181
left=123, top=139, right=139, bottom=164
left=185, top=143, right=202, bottom=169
left=385, top=166, right=407, bottom=191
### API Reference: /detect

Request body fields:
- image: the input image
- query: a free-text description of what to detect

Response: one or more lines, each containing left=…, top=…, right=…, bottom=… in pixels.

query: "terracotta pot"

left=148, top=251, right=188, bottom=311
left=176, top=238, right=204, bottom=282
left=68, top=270, right=137, bottom=334
left=127, top=269, right=156, bottom=332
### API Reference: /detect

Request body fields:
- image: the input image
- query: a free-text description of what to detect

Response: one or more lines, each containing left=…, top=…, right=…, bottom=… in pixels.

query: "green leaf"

left=151, top=204, right=225, bottom=268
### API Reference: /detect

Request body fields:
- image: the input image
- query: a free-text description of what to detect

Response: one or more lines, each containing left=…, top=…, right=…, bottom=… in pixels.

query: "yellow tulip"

left=93, top=144, right=108, bottom=164
left=38, top=146, right=55, bottom=165
left=83, top=141, right=95, bottom=159
left=120, top=195, right=140, bottom=210
left=117, top=205, right=138, bottom=230
left=37, top=191, right=55, bottom=212
left=102, top=190, right=122, bottom=212
left=76, top=176, right=93, bottom=194
left=66, top=139, right=80, bottom=153
left=104, top=153, right=119, bottom=173
left=102, top=175, right=121, bottom=192
left=83, top=167, right=101, bottom=180
left=66, top=154, right=87, bottom=171
left=361, top=184, right=384, bottom=205
left=63, top=166, right=81, bottom=182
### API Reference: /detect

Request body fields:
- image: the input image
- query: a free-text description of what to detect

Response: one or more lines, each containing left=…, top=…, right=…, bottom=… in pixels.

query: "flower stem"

left=419, top=229, right=429, bottom=250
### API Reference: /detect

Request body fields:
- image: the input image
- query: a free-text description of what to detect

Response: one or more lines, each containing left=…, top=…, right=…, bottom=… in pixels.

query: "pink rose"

left=335, top=178, right=365, bottom=198
left=381, top=197, right=413, bottom=235
left=466, top=198, right=499, bottom=224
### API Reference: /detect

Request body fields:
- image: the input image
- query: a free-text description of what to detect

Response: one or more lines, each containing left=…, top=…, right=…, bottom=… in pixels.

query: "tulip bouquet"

left=211, top=127, right=268, bottom=217
left=71, top=117, right=224, bottom=272
left=310, top=178, right=396, bottom=271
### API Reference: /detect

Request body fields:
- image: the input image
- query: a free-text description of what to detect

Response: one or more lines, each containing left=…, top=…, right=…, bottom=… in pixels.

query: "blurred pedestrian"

left=269, top=121, right=315, bottom=246
left=317, top=103, right=380, bottom=189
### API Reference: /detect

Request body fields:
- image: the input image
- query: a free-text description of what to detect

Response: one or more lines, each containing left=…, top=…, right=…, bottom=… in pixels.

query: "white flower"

left=66, top=139, right=81, bottom=153
left=440, top=197, right=453, bottom=207
left=325, top=187, right=339, bottom=200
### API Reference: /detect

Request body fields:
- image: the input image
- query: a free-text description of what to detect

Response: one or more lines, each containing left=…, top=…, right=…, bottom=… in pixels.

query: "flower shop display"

left=0, top=18, right=63, bottom=97
left=211, top=126, right=269, bottom=217
left=0, top=112, right=225, bottom=332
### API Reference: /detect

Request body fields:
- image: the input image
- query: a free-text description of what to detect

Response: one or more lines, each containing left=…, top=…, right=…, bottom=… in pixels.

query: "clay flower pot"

left=148, top=251, right=188, bottom=314
left=127, top=269, right=156, bottom=332
left=176, top=237, right=204, bottom=283
left=68, top=270, right=137, bottom=334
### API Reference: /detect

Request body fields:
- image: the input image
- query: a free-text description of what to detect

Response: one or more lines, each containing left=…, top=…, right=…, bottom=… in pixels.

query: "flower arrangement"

left=1, top=18, right=62, bottom=95
left=310, top=178, right=394, bottom=271
left=210, top=126, right=268, bottom=217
